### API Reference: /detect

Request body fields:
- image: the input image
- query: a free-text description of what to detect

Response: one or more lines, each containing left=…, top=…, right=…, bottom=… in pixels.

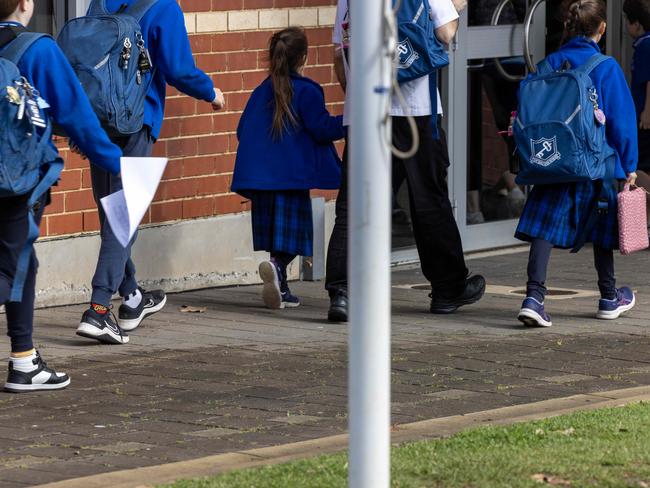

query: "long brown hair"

left=268, top=27, right=308, bottom=138
left=562, top=0, right=607, bottom=42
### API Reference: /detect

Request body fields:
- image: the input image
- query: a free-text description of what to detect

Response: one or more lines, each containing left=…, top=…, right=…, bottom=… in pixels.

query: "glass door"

left=443, top=0, right=546, bottom=252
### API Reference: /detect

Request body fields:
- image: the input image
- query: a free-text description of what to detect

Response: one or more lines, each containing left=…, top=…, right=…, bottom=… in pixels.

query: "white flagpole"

left=348, top=0, right=393, bottom=486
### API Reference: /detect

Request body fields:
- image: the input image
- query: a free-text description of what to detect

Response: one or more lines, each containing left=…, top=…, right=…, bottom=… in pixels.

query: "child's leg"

left=271, top=251, right=297, bottom=290
left=526, top=238, right=554, bottom=302
left=5, top=254, right=36, bottom=354
left=593, top=245, right=616, bottom=300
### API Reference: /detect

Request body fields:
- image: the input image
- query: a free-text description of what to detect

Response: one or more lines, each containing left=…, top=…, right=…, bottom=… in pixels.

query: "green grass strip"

left=163, top=402, right=650, bottom=488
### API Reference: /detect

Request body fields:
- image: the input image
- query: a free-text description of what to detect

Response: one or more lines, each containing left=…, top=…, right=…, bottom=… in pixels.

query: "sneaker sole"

left=119, top=295, right=168, bottom=331
left=76, top=322, right=130, bottom=344
left=518, top=308, right=552, bottom=328
left=283, top=301, right=301, bottom=308
left=4, top=378, right=71, bottom=393
left=596, top=295, right=636, bottom=320
left=259, top=261, right=282, bottom=309
left=430, top=280, right=487, bottom=314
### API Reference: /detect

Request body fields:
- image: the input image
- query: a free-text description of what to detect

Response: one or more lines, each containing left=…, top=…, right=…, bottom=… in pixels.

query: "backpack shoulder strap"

left=535, top=58, right=554, bottom=76
left=127, top=0, right=159, bottom=22
left=0, top=32, right=52, bottom=65
left=87, top=0, right=108, bottom=15
left=575, top=53, right=610, bottom=75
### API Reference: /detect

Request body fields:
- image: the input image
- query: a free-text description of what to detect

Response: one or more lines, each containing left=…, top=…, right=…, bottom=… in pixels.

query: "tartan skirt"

left=515, top=180, right=619, bottom=250
left=248, top=190, right=313, bottom=256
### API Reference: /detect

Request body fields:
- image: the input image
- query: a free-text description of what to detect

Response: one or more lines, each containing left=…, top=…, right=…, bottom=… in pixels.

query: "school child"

left=515, top=0, right=638, bottom=328
left=623, top=0, right=650, bottom=217
left=232, top=27, right=344, bottom=309
left=0, top=0, right=122, bottom=391
left=69, top=0, right=226, bottom=345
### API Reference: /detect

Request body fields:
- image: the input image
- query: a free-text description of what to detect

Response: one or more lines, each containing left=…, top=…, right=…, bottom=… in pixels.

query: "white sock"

left=10, top=351, right=38, bottom=373
left=124, top=288, right=142, bottom=308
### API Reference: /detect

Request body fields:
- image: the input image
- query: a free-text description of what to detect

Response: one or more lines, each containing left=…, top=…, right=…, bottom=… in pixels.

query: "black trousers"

left=325, top=116, right=469, bottom=297
left=0, top=193, right=46, bottom=352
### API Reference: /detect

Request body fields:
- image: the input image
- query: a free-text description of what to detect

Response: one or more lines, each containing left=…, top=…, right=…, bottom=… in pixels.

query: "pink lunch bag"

left=618, top=184, right=649, bottom=255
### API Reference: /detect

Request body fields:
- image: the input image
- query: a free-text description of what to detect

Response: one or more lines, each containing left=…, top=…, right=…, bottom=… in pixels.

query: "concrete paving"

left=1, top=245, right=650, bottom=486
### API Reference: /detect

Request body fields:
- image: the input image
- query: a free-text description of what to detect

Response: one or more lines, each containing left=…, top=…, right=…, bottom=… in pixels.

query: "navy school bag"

left=57, top=0, right=158, bottom=136
left=393, top=0, right=449, bottom=83
left=513, top=53, right=616, bottom=185
left=0, top=26, right=63, bottom=302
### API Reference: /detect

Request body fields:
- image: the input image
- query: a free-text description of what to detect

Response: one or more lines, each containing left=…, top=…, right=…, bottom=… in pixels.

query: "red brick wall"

left=44, top=1, right=343, bottom=237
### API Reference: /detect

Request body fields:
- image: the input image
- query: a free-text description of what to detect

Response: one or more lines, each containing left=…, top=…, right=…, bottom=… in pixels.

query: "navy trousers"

left=526, top=238, right=616, bottom=302
left=0, top=194, right=46, bottom=352
left=90, top=128, right=153, bottom=306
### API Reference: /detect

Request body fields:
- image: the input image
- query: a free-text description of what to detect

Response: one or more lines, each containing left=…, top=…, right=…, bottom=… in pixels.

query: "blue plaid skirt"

left=515, top=180, right=619, bottom=250
left=248, top=190, right=313, bottom=256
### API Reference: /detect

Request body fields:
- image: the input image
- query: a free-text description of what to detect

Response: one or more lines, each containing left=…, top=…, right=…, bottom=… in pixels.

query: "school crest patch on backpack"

left=530, top=136, right=561, bottom=167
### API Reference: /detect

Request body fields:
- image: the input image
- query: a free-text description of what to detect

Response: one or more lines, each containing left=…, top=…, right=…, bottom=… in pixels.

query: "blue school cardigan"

left=232, top=75, right=344, bottom=192
left=105, top=0, right=215, bottom=140
left=543, top=37, right=638, bottom=178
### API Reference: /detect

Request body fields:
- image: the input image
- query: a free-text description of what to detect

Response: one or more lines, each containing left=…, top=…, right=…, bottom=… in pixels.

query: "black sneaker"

left=77, top=306, right=129, bottom=344
left=118, top=288, right=167, bottom=331
left=430, top=275, right=486, bottom=314
left=281, top=291, right=301, bottom=308
left=328, top=290, right=348, bottom=322
left=4, top=351, right=70, bottom=393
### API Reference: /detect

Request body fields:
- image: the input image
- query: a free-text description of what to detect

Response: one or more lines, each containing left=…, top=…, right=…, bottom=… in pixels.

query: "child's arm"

left=601, top=63, right=638, bottom=175
left=297, top=84, right=345, bottom=143
left=20, top=39, right=121, bottom=175
left=641, top=81, right=650, bottom=130
left=149, top=3, right=219, bottom=105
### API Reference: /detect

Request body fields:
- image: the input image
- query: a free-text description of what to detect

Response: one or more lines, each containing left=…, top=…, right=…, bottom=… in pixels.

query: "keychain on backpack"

left=120, top=37, right=132, bottom=70
left=589, top=87, right=606, bottom=126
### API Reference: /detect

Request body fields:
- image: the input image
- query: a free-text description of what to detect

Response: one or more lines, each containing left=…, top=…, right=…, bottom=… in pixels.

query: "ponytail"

left=562, top=0, right=607, bottom=43
left=268, top=27, right=308, bottom=139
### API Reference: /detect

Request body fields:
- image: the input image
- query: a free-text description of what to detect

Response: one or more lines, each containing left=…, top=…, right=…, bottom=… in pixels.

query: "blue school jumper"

left=233, top=75, right=344, bottom=256
left=515, top=37, right=638, bottom=250
left=104, top=0, right=215, bottom=140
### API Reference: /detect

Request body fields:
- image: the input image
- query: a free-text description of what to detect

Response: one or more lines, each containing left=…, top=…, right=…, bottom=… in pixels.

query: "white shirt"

left=333, top=0, right=459, bottom=124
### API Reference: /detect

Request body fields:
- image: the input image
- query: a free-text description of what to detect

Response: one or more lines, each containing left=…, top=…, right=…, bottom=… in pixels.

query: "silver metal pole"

left=348, top=0, right=392, bottom=486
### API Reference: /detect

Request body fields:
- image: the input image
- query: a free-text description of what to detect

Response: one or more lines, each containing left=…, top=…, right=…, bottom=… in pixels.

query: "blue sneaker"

left=518, top=297, right=552, bottom=327
left=281, top=291, right=301, bottom=308
left=259, top=261, right=282, bottom=309
left=596, top=287, right=635, bottom=320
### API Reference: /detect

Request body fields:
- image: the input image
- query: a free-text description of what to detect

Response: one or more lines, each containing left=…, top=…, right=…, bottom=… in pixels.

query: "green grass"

left=163, top=402, right=650, bottom=488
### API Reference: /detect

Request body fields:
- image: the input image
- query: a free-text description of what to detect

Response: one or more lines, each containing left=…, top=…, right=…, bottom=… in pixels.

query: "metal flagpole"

left=348, top=0, right=393, bottom=485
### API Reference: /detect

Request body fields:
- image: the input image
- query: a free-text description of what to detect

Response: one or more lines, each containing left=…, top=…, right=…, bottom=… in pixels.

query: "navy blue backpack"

left=0, top=27, right=63, bottom=302
left=57, top=0, right=158, bottom=136
left=393, top=0, right=449, bottom=83
left=513, top=54, right=616, bottom=185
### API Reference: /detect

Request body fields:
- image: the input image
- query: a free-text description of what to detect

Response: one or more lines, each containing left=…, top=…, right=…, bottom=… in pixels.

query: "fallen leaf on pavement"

left=179, top=305, right=207, bottom=313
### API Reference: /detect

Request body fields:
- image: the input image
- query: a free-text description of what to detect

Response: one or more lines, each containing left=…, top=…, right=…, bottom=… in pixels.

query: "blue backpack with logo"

left=393, top=0, right=449, bottom=83
left=513, top=53, right=616, bottom=185
left=0, top=27, right=63, bottom=302
left=57, top=0, right=157, bottom=136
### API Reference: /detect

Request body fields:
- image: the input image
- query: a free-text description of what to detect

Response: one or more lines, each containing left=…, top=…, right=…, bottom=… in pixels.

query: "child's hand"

left=626, top=172, right=638, bottom=186
left=640, top=110, right=650, bottom=130
left=211, top=88, right=225, bottom=111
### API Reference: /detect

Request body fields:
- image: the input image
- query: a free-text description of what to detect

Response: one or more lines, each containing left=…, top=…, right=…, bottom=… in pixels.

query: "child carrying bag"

left=618, top=184, right=649, bottom=255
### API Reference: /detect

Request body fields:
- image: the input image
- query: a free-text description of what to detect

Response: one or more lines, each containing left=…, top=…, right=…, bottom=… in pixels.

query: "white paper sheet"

left=100, top=157, right=168, bottom=248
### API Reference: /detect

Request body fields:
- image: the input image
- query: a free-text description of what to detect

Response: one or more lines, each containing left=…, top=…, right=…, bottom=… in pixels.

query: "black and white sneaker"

left=118, top=288, right=167, bottom=331
left=77, top=306, right=129, bottom=344
left=4, top=351, right=70, bottom=393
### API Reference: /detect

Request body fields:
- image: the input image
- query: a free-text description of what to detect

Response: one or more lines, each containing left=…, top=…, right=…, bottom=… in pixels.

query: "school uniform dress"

left=232, top=75, right=344, bottom=257
left=631, top=32, right=650, bottom=171
left=0, top=25, right=121, bottom=351
left=89, top=0, right=216, bottom=307
left=515, top=37, right=638, bottom=251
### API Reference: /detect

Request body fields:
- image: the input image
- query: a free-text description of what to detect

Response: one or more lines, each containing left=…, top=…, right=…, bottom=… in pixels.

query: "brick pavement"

left=1, top=246, right=650, bottom=486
